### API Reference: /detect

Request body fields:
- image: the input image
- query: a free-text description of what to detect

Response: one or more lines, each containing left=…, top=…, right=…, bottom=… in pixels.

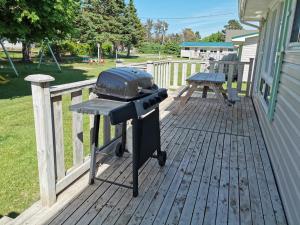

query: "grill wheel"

left=158, top=151, right=167, bottom=167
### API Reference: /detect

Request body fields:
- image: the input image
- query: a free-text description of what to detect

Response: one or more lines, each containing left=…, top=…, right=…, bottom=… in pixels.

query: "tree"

left=201, top=31, right=225, bottom=42
left=145, top=19, right=154, bottom=41
left=123, top=0, right=145, bottom=56
left=182, top=28, right=197, bottom=42
left=0, top=0, right=78, bottom=62
left=224, top=19, right=243, bottom=31
left=195, top=31, right=201, bottom=40
left=154, top=20, right=168, bottom=43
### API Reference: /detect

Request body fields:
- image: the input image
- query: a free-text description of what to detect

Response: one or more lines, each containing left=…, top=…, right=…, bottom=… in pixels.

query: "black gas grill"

left=70, top=67, right=168, bottom=197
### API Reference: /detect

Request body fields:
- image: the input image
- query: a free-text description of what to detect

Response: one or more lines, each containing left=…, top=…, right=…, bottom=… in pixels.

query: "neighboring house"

left=0, top=40, right=22, bottom=51
left=240, top=0, right=300, bottom=224
left=225, top=29, right=258, bottom=42
left=232, top=32, right=259, bottom=81
left=180, top=42, right=236, bottom=60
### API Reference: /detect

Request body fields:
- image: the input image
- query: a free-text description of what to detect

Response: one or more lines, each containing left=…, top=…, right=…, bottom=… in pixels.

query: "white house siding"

left=180, top=48, right=234, bottom=60
left=253, top=51, right=300, bottom=225
left=0, top=41, right=22, bottom=50
left=241, top=36, right=258, bottom=81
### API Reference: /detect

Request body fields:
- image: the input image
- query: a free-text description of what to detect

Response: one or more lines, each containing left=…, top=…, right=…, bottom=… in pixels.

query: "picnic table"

left=173, top=72, right=228, bottom=114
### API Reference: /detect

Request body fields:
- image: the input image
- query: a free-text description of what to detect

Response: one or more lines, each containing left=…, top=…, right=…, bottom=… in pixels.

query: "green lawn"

left=0, top=55, right=163, bottom=218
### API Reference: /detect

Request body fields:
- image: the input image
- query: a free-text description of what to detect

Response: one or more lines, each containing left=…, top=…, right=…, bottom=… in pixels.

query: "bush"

left=162, top=41, right=180, bottom=55
left=138, top=42, right=161, bottom=54
left=45, top=40, right=92, bottom=57
left=101, top=41, right=113, bottom=56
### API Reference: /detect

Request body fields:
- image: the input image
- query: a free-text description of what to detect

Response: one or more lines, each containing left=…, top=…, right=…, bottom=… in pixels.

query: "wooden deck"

left=6, top=95, right=287, bottom=225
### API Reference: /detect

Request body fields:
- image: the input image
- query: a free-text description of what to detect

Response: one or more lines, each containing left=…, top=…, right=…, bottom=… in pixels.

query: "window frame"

left=287, top=0, right=300, bottom=49
left=256, top=1, right=284, bottom=114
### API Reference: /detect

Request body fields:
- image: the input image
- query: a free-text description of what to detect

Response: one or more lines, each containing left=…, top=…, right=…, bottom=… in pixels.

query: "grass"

left=0, top=54, right=165, bottom=218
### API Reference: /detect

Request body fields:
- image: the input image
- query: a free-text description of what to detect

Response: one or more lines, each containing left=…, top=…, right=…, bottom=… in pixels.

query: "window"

left=257, top=2, right=283, bottom=109
left=184, top=47, right=190, bottom=50
left=290, top=0, right=300, bottom=42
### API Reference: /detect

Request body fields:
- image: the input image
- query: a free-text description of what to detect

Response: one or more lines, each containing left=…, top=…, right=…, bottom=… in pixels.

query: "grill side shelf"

left=69, top=99, right=129, bottom=116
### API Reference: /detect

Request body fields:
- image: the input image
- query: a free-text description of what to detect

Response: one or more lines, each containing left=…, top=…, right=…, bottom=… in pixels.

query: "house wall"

left=253, top=17, right=300, bottom=225
left=241, top=36, right=258, bottom=81
left=180, top=47, right=235, bottom=60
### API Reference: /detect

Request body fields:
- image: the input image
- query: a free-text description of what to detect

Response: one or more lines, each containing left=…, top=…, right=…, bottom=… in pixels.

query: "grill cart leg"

left=132, top=118, right=139, bottom=197
left=89, top=115, right=100, bottom=184
left=155, top=108, right=167, bottom=167
left=115, top=122, right=127, bottom=157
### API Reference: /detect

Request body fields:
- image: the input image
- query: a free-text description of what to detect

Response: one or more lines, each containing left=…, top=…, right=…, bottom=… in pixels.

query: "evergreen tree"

left=123, top=0, right=145, bottom=56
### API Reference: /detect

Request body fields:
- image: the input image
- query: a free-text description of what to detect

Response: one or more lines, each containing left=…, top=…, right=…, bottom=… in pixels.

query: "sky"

left=133, top=0, right=239, bottom=37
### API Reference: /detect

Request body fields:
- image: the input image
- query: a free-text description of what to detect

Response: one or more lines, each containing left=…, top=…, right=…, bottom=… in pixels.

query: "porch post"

left=147, top=61, right=154, bottom=75
left=25, top=74, right=56, bottom=206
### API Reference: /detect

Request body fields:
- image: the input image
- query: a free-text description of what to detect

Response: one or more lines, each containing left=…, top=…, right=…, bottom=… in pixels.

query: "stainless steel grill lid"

left=94, top=67, right=157, bottom=101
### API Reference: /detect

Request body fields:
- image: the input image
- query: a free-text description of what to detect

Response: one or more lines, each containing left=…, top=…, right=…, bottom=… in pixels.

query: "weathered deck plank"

left=19, top=96, right=286, bottom=225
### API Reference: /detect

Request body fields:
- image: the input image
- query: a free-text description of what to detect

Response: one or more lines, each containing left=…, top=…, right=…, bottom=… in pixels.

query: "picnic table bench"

left=173, top=72, right=238, bottom=114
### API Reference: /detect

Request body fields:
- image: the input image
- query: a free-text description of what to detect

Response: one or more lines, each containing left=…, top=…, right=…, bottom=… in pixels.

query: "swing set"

left=0, top=38, right=61, bottom=77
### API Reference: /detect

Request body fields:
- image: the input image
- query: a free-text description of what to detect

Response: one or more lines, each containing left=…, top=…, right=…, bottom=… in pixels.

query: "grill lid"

left=94, top=67, right=157, bottom=101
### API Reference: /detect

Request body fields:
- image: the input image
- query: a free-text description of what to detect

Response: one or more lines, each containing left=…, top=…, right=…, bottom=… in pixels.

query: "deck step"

left=0, top=216, right=13, bottom=225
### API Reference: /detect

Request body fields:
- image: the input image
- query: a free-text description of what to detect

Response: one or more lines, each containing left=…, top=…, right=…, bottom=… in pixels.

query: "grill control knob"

left=149, top=98, right=156, bottom=105
left=155, top=96, right=162, bottom=102
left=143, top=101, right=150, bottom=109
left=158, top=92, right=168, bottom=99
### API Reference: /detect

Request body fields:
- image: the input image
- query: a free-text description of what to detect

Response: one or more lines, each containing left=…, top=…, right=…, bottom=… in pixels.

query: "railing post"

left=147, top=61, right=154, bottom=75
left=209, top=60, right=216, bottom=73
left=25, top=74, right=56, bottom=206
left=247, top=58, right=255, bottom=97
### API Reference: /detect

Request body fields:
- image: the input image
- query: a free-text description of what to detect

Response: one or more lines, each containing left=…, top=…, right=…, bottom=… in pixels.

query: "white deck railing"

left=25, top=58, right=254, bottom=206
left=120, top=59, right=254, bottom=96
left=25, top=76, right=122, bottom=206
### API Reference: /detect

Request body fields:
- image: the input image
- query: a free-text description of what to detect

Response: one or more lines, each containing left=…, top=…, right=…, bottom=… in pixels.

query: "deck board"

left=28, top=95, right=286, bottom=225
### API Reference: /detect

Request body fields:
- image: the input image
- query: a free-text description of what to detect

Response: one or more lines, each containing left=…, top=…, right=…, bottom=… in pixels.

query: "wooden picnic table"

left=173, top=72, right=228, bottom=114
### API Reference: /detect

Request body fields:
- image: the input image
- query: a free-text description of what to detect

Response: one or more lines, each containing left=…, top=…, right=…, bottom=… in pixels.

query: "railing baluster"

left=103, top=116, right=111, bottom=145
left=71, top=90, right=84, bottom=167
left=51, top=95, right=65, bottom=181
left=247, top=58, right=255, bottom=97
left=218, top=63, right=224, bottom=73
left=158, top=64, right=162, bottom=87
left=182, top=63, right=187, bottom=85
left=164, top=63, right=167, bottom=88
left=161, top=63, right=164, bottom=88
left=237, top=63, right=244, bottom=92
left=228, top=64, right=234, bottom=92
left=173, top=63, right=179, bottom=88
left=191, top=63, right=196, bottom=75
left=209, top=61, right=216, bottom=73
left=166, top=62, right=171, bottom=88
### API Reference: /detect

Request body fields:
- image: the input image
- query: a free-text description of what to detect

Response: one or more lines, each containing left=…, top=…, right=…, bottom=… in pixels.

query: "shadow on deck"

left=10, top=94, right=287, bottom=225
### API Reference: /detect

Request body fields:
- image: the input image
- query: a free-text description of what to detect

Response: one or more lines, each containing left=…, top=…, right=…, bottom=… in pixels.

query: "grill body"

left=77, top=67, right=168, bottom=197
left=94, top=67, right=157, bottom=101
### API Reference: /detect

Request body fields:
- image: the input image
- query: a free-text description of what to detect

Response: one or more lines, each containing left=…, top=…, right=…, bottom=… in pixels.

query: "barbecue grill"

left=70, top=67, right=168, bottom=197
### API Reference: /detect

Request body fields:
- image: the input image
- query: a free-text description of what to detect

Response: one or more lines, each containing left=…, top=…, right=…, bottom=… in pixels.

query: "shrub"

left=101, top=41, right=113, bottom=56
left=138, top=42, right=161, bottom=54
left=162, top=41, right=180, bottom=55
left=45, top=40, right=92, bottom=57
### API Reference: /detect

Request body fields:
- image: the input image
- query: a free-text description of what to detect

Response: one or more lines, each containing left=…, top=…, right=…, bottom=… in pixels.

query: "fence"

left=25, top=75, right=122, bottom=206
left=120, top=59, right=254, bottom=96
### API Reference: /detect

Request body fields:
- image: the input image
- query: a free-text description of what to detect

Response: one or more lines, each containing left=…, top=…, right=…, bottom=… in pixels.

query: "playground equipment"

left=37, top=38, right=62, bottom=72
left=0, top=38, right=19, bottom=77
